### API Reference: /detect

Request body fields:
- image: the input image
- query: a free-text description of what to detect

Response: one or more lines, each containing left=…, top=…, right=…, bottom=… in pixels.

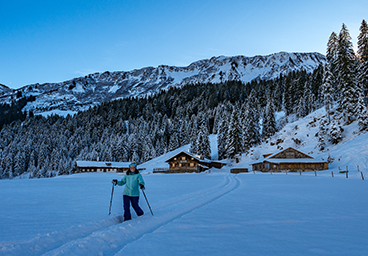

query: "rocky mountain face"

left=0, top=84, right=12, bottom=95
left=1, top=52, right=326, bottom=115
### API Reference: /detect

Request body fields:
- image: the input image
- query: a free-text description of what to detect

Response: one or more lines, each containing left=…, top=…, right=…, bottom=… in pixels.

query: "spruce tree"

left=262, top=97, right=276, bottom=139
left=142, top=135, right=156, bottom=162
left=242, top=91, right=261, bottom=150
left=322, top=64, right=334, bottom=122
left=197, top=124, right=211, bottom=159
left=326, top=31, right=339, bottom=81
left=336, top=23, right=357, bottom=122
left=316, top=121, right=327, bottom=151
left=357, top=19, right=368, bottom=96
left=168, top=129, right=180, bottom=152
left=217, top=108, right=229, bottom=160
left=296, top=81, right=314, bottom=118
left=357, top=89, right=368, bottom=131
left=282, top=77, right=294, bottom=116
left=13, top=151, right=26, bottom=177
left=189, top=115, right=198, bottom=154
left=227, top=108, right=241, bottom=159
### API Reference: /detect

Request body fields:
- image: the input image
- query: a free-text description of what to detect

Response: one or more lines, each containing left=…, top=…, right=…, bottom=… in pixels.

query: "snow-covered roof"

left=76, top=161, right=131, bottom=168
left=251, top=147, right=318, bottom=165
left=264, top=159, right=327, bottom=164
left=165, top=151, right=212, bottom=163
left=198, top=164, right=209, bottom=169
left=266, top=147, right=312, bottom=160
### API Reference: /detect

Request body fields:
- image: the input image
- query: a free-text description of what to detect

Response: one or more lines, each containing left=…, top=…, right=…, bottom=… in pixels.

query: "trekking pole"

left=142, top=190, right=154, bottom=216
left=108, top=183, right=115, bottom=215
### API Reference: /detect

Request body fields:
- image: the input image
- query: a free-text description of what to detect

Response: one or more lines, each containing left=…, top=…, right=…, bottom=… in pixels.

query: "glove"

left=140, top=184, right=145, bottom=190
left=112, top=179, right=117, bottom=185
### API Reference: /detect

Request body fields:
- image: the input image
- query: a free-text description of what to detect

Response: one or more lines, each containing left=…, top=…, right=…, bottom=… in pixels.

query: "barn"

left=252, top=147, right=328, bottom=172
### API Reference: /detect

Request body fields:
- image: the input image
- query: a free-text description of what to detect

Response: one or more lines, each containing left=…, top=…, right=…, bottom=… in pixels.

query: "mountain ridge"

left=1, top=51, right=326, bottom=115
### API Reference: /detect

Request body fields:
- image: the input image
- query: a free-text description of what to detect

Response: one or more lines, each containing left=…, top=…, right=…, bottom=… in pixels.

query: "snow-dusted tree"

left=316, top=119, right=328, bottom=151
left=27, top=151, right=37, bottom=177
left=262, top=96, right=276, bottom=140
left=282, top=77, right=295, bottom=116
left=178, top=118, right=190, bottom=146
left=102, top=145, right=113, bottom=162
left=141, top=135, right=156, bottom=162
left=88, top=148, right=99, bottom=161
left=226, top=108, right=241, bottom=159
left=212, top=106, right=222, bottom=135
left=242, top=92, right=261, bottom=150
left=131, top=151, right=140, bottom=163
left=326, top=31, right=339, bottom=80
left=57, top=156, right=69, bottom=175
left=357, top=103, right=368, bottom=131
left=37, top=145, right=50, bottom=172
left=355, top=19, right=368, bottom=130
left=161, top=115, right=171, bottom=152
left=336, top=23, right=357, bottom=122
left=217, top=108, right=230, bottom=160
left=296, top=94, right=308, bottom=118
left=197, top=124, right=211, bottom=159
left=356, top=83, right=368, bottom=131
left=357, top=19, right=368, bottom=96
left=306, top=80, right=315, bottom=114
left=322, top=64, right=335, bottom=122
left=317, top=130, right=326, bottom=151
left=13, top=151, right=26, bottom=177
left=128, top=133, right=140, bottom=163
left=113, top=136, right=129, bottom=162
left=168, top=129, right=180, bottom=152
left=49, top=149, right=61, bottom=171
left=189, top=115, right=198, bottom=154
left=328, top=120, right=343, bottom=144
left=0, top=151, right=4, bottom=179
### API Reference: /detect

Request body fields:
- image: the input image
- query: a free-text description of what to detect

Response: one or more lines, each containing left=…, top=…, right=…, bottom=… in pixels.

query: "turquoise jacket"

left=117, top=171, right=145, bottom=197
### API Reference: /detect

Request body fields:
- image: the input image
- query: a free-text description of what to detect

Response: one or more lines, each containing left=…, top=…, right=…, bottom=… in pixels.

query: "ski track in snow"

left=2, top=174, right=240, bottom=256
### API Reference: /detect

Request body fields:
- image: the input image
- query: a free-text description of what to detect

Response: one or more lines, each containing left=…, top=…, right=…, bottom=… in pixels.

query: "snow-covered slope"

left=0, top=52, right=325, bottom=115
left=235, top=108, right=368, bottom=177
left=141, top=106, right=367, bottom=177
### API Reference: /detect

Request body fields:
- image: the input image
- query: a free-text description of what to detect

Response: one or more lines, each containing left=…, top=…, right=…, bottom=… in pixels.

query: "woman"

left=112, top=163, right=145, bottom=221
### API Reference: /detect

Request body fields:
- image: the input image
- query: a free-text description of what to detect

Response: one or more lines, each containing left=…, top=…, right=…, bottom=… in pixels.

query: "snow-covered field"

left=1, top=109, right=368, bottom=255
left=1, top=170, right=367, bottom=256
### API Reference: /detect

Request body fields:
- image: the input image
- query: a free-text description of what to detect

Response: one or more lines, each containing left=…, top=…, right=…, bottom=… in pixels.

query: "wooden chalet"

left=76, top=161, right=133, bottom=173
left=252, top=147, right=328, bottom=172
left=162, top=151, right=225, bottom=173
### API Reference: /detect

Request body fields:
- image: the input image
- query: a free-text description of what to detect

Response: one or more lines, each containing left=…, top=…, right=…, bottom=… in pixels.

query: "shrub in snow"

left=328, top=121, right=344, bottom=144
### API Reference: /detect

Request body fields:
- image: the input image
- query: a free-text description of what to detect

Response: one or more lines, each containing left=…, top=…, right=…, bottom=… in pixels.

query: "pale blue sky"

left=1, top=0, right=367, bottom=89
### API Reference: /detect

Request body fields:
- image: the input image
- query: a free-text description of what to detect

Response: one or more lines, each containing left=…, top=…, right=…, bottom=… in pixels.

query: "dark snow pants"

left=123, top=195, right=144, bottom=221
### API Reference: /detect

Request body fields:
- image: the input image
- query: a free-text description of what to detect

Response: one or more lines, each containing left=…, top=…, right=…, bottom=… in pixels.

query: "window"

left=190, top=163, right=195, bottom=167
left=182, top=156, right=186, bottom=160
